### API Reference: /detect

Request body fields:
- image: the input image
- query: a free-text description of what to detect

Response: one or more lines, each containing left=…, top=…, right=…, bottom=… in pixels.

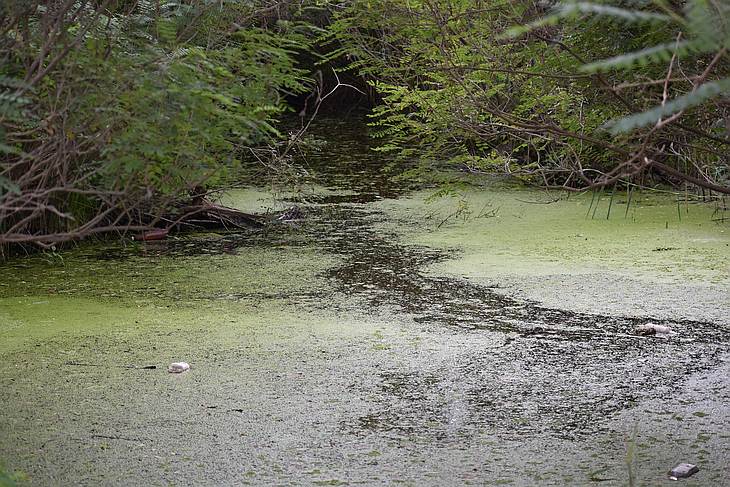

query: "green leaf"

left=501, top=1, right=671, bottom=39
left=558, top=2, right=671, bottom=22
left=0, top=175, right=21, bottom=196
left=607, top=77, right=730, bottom=133
left=580, top=41, right=694, bottom=72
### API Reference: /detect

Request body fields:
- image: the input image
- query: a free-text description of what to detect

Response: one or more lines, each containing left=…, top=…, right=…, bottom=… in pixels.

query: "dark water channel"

left=219, top=118, right=730, bottom=440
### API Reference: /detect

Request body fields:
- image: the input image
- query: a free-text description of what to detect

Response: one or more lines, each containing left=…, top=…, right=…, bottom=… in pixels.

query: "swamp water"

left=1, top=120, right=729, bottom=486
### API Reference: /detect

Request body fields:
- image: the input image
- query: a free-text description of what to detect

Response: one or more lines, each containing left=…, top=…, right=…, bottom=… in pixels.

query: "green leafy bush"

left=520, top=0, right=730, bottom=134
left=325, top=0, right=729, bottom=193
left=0, top=1, right=317, bottom=250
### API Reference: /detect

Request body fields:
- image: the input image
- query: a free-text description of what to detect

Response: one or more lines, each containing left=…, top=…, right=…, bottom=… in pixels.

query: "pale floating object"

left=634, top=323, right=671, bottom=336
left=167, top=362, right=190, bottom=373
left=277, top=205, right=304, bottom=222
left=669, top=463, right=698, bottom=480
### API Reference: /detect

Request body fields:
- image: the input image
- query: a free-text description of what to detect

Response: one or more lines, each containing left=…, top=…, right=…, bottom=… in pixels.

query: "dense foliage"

left=325, top=0, right=729, bottom=193
left=0, top=0, right=318, bottom=253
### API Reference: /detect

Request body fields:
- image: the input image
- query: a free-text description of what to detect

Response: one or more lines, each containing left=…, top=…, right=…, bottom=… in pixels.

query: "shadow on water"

left=284, top=117, right=406, bottom=200
left=293, top=118, right=729, bottom=442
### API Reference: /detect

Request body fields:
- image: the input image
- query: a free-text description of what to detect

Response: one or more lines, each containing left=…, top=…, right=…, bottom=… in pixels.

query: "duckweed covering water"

left=379, top=189, right=729, bottom=282
left=1, top=119, right=729, bottom=485
left=377, top=189, right=730, bottom=324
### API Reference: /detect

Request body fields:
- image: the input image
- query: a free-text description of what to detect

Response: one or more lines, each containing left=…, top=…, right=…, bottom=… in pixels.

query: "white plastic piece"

left=634, top=323, right=671, bottom=336
left=167, top=362, right=190, bottom=373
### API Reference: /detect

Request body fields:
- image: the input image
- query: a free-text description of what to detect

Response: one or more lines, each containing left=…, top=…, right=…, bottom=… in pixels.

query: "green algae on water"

left=376, top=189, right=730, bottom=284
left=374, top=188, right=729, bottom=323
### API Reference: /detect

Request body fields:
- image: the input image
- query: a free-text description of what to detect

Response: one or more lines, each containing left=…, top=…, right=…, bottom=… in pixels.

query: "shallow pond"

left=1, top=119, right=729, bottom=486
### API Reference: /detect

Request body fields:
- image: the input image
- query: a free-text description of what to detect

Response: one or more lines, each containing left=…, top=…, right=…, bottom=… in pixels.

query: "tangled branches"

left=0, top=1, right=316, bottom=258
left=327, top=0, right=730, bottom=196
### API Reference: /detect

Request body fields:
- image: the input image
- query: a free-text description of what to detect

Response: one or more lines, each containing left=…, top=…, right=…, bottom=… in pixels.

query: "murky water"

left=1, top=119, right=729, bottom=486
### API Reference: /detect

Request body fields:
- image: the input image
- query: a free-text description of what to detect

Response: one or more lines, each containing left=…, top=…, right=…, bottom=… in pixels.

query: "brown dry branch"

left=0, top=2, right=122, bottom=255
left=417, top=5, right=730, bottom=196
left=0, top=1, right=294, bottom=259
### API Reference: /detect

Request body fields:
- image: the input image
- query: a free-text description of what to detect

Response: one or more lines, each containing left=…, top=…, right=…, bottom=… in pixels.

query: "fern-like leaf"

left=685, top=0, right=730, bottom=51
left=558, top=2, right=671, bottom=22
left=0, top=174, right=21, bottom=197
left=607, top=77, right=730, bottom=133
left=502, top=1, right=671, bottom=39
left=580, top=41, right=695, bottom=72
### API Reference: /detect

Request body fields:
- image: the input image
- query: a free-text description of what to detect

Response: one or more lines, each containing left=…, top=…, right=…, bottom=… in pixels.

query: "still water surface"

left=1, top=118, right=729, bottom=486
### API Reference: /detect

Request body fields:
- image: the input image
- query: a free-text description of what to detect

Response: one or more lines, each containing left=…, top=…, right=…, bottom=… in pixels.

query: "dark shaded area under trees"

left=1, top=0, right=728, bottom=259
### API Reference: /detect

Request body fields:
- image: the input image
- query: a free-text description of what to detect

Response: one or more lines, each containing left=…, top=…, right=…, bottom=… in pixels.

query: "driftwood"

left=172, top=201, right=264, bottom=230
left=132, top=198, right=263, bottom=241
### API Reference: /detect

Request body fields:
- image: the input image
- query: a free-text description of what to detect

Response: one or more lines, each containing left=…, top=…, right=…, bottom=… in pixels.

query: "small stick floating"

left=133, top=229, right=169, bottom=241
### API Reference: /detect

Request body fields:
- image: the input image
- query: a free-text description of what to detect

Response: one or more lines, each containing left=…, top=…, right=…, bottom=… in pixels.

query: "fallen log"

left=170, top=200, right=264, bottom=231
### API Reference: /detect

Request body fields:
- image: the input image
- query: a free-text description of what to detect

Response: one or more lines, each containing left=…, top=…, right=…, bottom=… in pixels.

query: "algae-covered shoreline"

left=1, top=185, right=729, bottom=486
left=377, top=188, right=730, bottom=325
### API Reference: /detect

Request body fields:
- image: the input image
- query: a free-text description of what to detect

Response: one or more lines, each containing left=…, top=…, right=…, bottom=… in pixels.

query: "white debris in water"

left=167, top=362, right=190, bottom=373
left=634, top=323, right=671, bottom=336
